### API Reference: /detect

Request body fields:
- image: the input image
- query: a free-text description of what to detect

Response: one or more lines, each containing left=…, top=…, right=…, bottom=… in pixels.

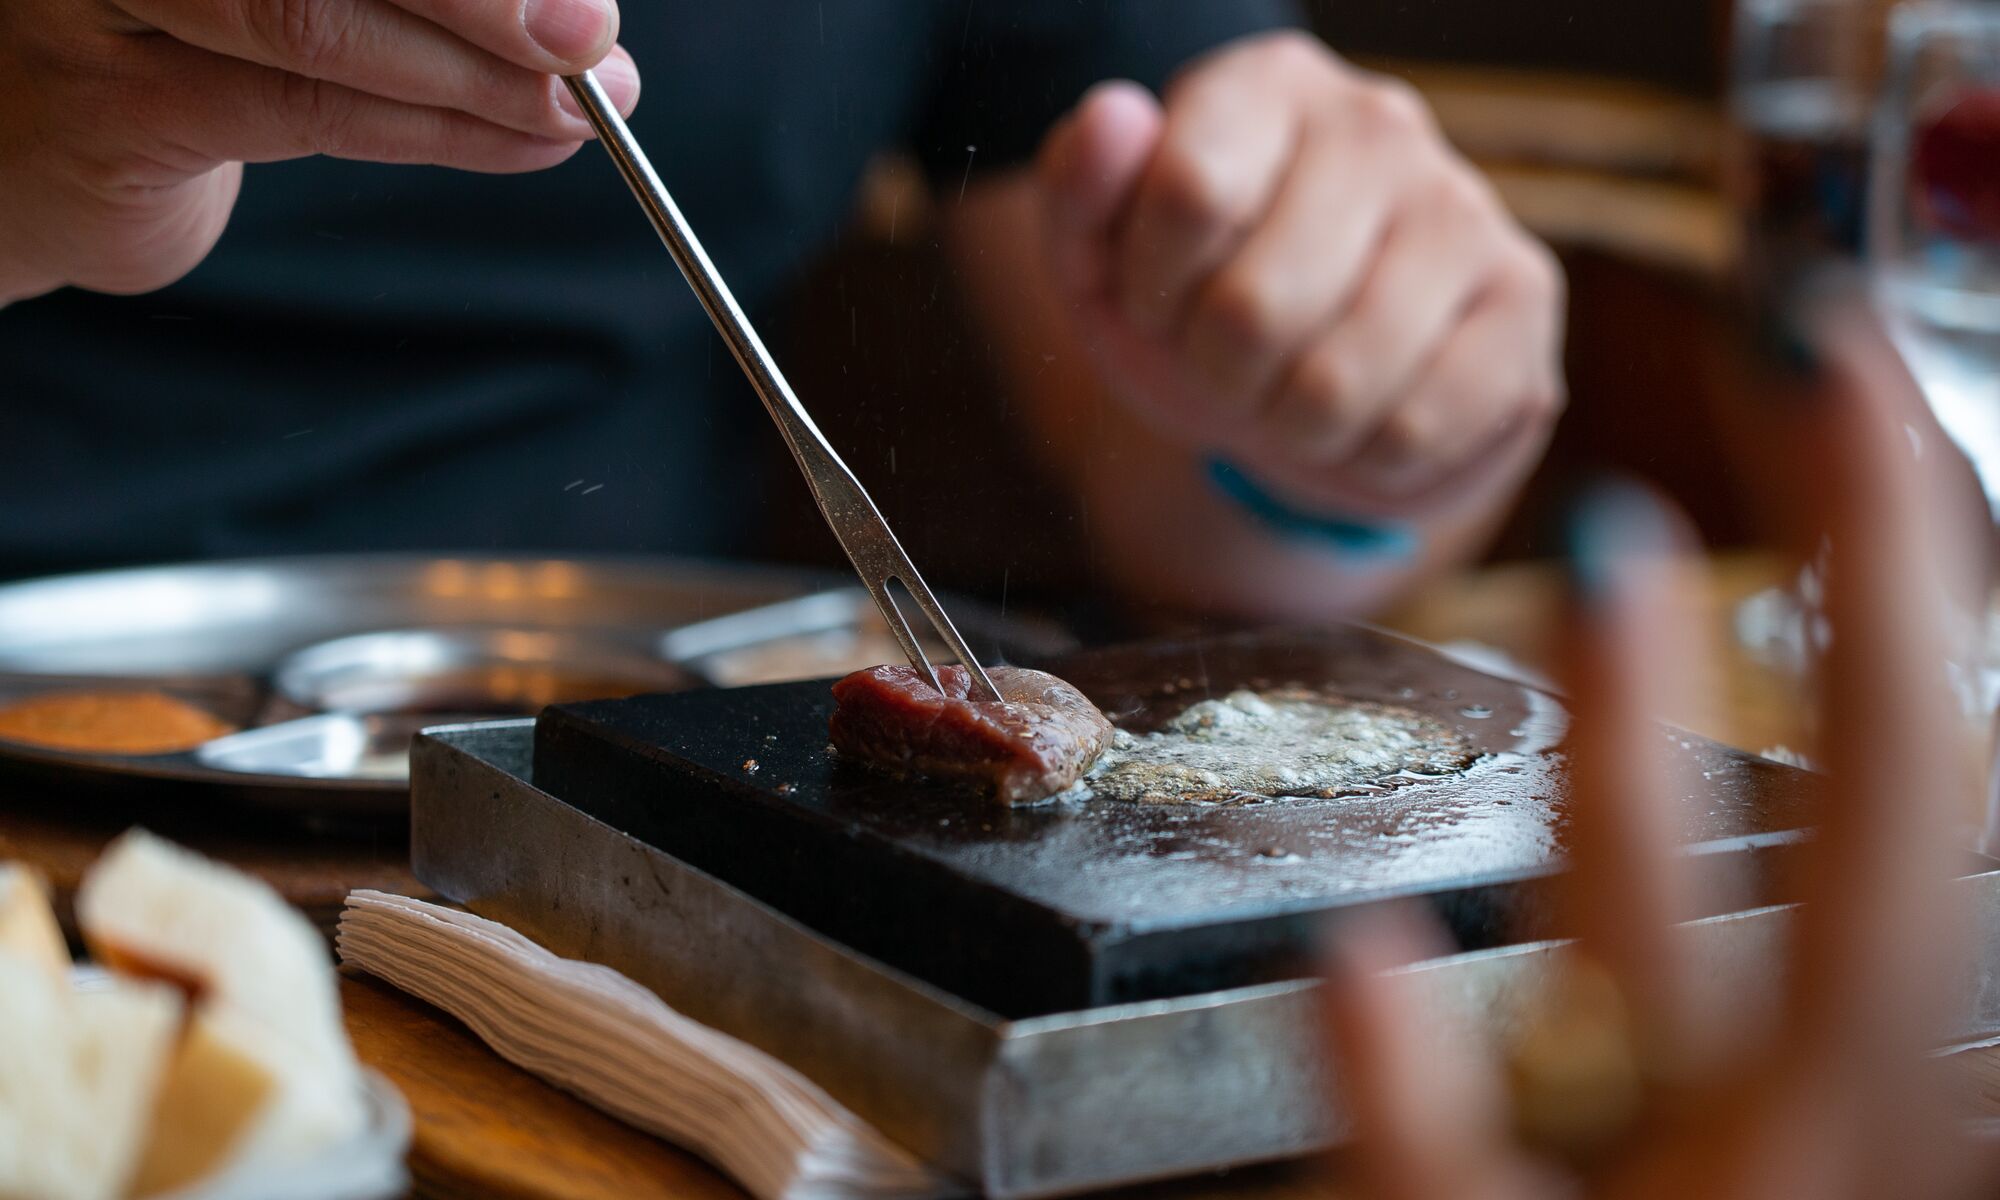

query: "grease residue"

left=1083, top=687, right=1479, bottom=805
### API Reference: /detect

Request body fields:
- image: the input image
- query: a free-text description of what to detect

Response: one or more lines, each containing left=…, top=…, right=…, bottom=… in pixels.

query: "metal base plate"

left=410, top=720, right=2000, bottom=1197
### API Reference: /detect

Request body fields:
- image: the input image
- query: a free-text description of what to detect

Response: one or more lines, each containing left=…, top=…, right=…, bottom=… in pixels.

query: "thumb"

left=1035, top=79, right=1163, bottom=300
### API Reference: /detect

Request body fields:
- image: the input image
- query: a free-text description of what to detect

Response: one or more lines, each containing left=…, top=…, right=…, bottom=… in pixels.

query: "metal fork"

left=560, top=70, right=1003, bottom=702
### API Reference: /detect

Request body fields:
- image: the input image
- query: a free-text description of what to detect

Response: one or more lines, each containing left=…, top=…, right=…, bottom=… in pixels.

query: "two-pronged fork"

left=559, top=69, right=1002, bottom=702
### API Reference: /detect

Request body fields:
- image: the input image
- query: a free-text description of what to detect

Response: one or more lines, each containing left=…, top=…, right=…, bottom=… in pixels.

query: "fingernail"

left=593, top=47, right=640, bottom=113
left=1563, top=478, right=1674, bottom=602
left=523, top=0, right=613, bottom=64
left=552, top=50, right=636, bottom=127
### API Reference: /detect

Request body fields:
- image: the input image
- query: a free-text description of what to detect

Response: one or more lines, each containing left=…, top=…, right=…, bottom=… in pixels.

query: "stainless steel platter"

left=406, top=719, right=2000, bottom=1198
left=0, top=555, right=1068, bottom=819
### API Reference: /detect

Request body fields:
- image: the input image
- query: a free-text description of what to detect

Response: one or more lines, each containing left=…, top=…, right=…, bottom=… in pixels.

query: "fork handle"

left=559, top=71, right=1003, bottom=702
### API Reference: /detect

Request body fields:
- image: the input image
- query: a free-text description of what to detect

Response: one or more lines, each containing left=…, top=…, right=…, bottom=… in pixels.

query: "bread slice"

left=66, top=982, right=184, bottom=1200
left=0, top=955, right=181, bottom=1200
left=126, top=1007, right=278, bottom=1198
left=75, top=831, right=365, bottom=1183
left=0, top=865, right=69, bottom=986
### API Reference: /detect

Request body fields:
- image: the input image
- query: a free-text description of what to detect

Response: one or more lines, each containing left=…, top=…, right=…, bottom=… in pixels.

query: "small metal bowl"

left=194, top=713, right=439, bottom=782
left=275, top=628, right=694, bottom=717
left=661, top=590, right=949, bottom=687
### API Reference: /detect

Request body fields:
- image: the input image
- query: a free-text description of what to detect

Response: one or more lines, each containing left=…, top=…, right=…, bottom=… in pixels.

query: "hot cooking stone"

left=531, top=627, right=1818, bottom=1018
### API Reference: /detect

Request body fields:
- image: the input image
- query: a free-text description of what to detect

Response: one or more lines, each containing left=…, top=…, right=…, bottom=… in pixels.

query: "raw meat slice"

left=829, top=665, right=1112, bottom=804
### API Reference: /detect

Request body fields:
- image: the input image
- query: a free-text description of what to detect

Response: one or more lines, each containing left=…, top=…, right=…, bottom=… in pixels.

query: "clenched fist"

left=0, top=0, right=639, bottom=304
left=1036, top=32, right=1564, bottom=513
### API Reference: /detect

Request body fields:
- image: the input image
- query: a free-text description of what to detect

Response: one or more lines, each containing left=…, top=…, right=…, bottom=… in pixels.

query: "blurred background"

left=761, top=0, right=1991, bottom=620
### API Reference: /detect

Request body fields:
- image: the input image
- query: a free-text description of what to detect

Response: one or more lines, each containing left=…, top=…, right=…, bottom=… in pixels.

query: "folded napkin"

left=335, top=891, right=961, bottom=1200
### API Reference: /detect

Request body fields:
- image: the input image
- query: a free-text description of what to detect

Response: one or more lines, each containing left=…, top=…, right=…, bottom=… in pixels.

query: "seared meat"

left=829, top=665, right=1113, bottom=804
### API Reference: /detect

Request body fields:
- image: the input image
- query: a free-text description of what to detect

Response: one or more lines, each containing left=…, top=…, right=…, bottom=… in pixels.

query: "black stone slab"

left=533, top=626, right=1820, bottom=1017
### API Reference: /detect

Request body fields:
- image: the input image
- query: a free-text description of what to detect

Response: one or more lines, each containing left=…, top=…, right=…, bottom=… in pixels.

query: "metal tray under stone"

left=531, top=626, right=1821, bottom=1017
left=410, top=719, right=2000, bottom=1198
left=0, top=556, right=1068, bottom=817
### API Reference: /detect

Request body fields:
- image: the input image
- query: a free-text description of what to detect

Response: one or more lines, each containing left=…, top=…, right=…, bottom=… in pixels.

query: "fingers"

left=118, top=0, right=623, bottom=74
left=1260, top=179, right=1513, bottom=466
left=1112, top=34, right=1318, bottom=335
left=132, top=37, right=589, bottom=175
left=1240, top=407, right=1553, bottom=532
left=55, top=166, right=247, bottom=296
left=1783, top=296, right=1982, bottom=1062
left=1556, top=483, right=1707, bottom=1050
left=1036, top=80, right=1164, bottom=302
left=1323, top=906, right=1534, bottom=1200
left=409, top=0, right=620, bottom=70
left=1178, top=126, right=1405, bottom=414
left=1256, top=244, right=1560, bottom=503
left=1030, top=31, right=1567, bottom=509
left=113, top=0, right=637, bottom=144
left=1339, top=254, right=1565, bottom=498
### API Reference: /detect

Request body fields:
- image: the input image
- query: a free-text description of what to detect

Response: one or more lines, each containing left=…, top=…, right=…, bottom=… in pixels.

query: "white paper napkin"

left=335, top=891, right=961, bottom=1200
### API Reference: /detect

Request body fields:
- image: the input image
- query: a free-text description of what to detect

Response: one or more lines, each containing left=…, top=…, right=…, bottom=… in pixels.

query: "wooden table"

left=12, top=552, right=1990, bottom=1200
left=1386, top=552, right=1810, bottom=755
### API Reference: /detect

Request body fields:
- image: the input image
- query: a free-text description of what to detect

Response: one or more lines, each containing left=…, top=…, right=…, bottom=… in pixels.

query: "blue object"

left=1562, top=478, right=1675, bottom=601
left=1204, top=458, right=1418, bottom=560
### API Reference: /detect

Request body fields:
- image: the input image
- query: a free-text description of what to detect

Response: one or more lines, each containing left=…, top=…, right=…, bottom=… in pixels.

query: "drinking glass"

left=1730, top=0, right=1886, bottom=307
left=1869, top=2, right=2000, bottom=525
left=1728, top=0, right=1886, bottom=734
left=1867, top=2, right=2000, bottom=848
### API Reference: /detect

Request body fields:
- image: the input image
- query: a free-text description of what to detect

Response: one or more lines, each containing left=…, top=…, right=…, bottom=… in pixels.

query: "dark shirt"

left=0, top=1, right=1294, bottom=580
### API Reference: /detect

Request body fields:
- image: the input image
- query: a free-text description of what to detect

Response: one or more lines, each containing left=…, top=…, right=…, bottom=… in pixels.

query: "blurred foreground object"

left=1725, top=3, right=2000, bottom=808
left=1325, top=297, right=1995, bottom=1198
left=1869, top=2, right=2000, bottom=527
left=0, top=832, right=403, bottom=1200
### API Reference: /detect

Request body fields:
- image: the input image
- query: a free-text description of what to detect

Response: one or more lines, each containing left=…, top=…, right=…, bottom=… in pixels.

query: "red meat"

left=829, top=664, right=1113, bottom=804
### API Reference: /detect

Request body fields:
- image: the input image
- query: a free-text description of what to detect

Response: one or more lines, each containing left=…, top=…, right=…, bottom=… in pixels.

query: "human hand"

left=0, top=0, right=638, bottom=303
left=1321, top=308, right=1994, bottom=1199
left=1033, top=31, right=1564, bottom=517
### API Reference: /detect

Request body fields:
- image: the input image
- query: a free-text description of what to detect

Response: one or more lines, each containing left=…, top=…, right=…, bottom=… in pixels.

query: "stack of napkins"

left=335, top=891, right=960, bottom=1200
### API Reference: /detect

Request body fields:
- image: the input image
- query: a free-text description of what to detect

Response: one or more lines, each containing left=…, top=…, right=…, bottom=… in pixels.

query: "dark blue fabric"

left=0, top=0, right=1297, bottom=578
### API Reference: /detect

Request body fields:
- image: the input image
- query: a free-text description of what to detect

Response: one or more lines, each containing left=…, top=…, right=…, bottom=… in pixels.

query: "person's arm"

left=0, top=0, right=638, bottom=308
left=941, top=32, right=1563, bottom=621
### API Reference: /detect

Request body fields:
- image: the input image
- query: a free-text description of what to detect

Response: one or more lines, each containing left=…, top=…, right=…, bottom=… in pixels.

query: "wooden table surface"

left=14, top=551, right=1988, bottom=1200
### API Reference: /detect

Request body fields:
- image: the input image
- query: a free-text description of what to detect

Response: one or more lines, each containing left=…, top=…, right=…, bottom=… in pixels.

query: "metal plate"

left=407, top=720, right=2000, bottom=1198
left=661, top=590, right=970, bottom=687
left=0, top=556, right=1069, bottom=818
left=272, top=628, right=698, bottom=715
left=0, top=555, right=849, bottom=674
